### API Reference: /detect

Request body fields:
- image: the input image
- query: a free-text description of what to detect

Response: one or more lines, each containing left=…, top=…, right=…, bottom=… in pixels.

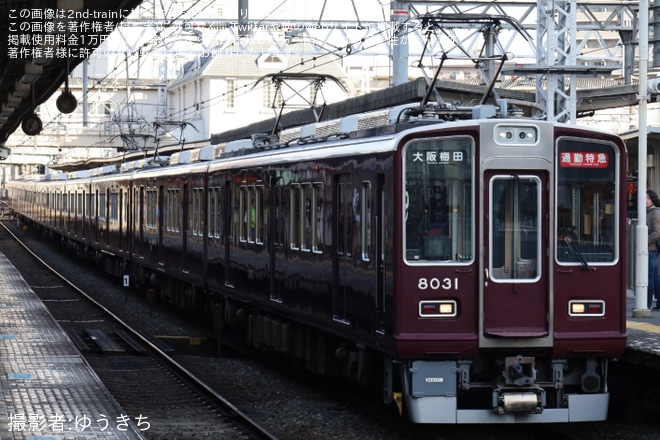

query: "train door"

left=93, top=189, right=99, bottom=243
left=376, top=174, right=386, bottom=332
left=85, top=190, right=91, bottom=242
left=99, top=189, right=108, bottom=244
left=482, top=172, right=549, bottom=339
left=224, top=181, right=234, bottom=287
left=137, top=186, right=144, bottom=258
left=182, top=183, right=189, bottom=273
left=58, top=191, right=64, bottom=231
left=63, top=191, right=69, bottom=234
left=333, top=174, right=352, bottom=323
left=80, top=190, right=85, bottom=238
left=269, top=177, right=284, bottom=302
left=73, top=190, right=79, bottom=236
left=122, top=187, right=129, bottom=253
left=118, top=189, right=124, bottom=250
left=158, top=185, right=164, bottom=264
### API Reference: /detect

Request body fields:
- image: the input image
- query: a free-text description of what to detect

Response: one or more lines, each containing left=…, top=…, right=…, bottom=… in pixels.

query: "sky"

left=225, top=0, right=390, bottom=22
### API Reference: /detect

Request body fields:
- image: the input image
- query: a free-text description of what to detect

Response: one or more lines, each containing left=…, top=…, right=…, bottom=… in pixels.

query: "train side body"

left=200, top=137, right=397, bottom=349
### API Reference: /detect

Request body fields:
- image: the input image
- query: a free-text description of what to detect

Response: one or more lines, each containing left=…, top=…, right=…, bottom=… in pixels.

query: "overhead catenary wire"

left=14, top=2, right=628, bottom=153
left=23, top=3, right=401, bottom=150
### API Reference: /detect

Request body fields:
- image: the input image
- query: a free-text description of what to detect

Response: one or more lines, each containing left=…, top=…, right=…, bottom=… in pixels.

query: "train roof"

left=54, top=102, right=460, bottom=180
left=15, top=97, right=624, bottom=184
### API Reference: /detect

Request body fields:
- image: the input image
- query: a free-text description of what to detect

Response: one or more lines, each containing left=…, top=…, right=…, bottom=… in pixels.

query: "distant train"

left=7, top=101, right=627, bottom=423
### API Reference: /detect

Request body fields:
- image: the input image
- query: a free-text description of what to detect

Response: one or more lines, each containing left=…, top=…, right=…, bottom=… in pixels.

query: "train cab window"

left=403, top=136, right=473, bottom=263
left=490, top=176, right=540, bottom=281
left=556, top=139, right=617, bottom=264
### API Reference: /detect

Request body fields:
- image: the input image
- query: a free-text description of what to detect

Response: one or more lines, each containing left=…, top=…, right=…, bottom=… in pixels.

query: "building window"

left=226, top=79, right=235, bottom=108
left=256, top=54, right=287, bottom=69
left=262, top=79, right=282, bottom=109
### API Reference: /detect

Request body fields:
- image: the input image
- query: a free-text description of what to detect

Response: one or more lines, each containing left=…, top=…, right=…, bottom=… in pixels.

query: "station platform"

left=0, top=252, right=144, bottom=440
left=626, top=292, right=660, bottom=362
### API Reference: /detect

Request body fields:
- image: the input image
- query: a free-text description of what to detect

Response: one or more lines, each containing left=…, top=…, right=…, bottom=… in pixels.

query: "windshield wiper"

left=560, top=227, right=590, bottom=271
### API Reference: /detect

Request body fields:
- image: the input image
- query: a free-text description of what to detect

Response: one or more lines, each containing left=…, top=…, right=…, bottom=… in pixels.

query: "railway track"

left=0, top=218, right=277, bottom=440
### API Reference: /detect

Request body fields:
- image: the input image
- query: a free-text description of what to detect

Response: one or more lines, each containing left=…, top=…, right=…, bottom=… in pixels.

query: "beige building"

left=167, top=41, right=354, bottom=145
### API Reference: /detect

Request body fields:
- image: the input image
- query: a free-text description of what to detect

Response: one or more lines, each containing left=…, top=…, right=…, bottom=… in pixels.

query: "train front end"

left=392, top=119, right=627, bottom=423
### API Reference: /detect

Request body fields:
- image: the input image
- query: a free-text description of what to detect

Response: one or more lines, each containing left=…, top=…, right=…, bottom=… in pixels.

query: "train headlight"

left=419, top=300, right=457, bottom=318
left=568, top=300, right=605, bottom=317
left=494, top=125, right=538, bottom=145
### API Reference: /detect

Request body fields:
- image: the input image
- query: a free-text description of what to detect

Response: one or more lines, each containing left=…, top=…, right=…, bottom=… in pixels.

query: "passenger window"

left=489, top=176, right=540, bottom=281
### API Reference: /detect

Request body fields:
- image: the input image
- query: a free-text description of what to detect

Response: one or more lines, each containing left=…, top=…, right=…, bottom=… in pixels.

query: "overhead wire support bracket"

left=153, top=120, right=199, bottom=151
left=412, top=12, right=529, bottom=111
left=254, top=73, right=347, bottom=135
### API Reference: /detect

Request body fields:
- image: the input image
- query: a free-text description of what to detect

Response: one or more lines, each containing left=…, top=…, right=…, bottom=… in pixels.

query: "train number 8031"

left=418, top=277, right=459, bottom=291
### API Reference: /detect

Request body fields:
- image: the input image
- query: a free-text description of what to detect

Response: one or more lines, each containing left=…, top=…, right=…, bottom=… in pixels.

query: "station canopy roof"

left=0, top=0, right=143, bottom=144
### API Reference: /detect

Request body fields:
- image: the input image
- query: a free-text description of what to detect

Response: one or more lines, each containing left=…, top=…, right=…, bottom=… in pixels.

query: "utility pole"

left=238, top=0, right=249, bottom=38
left=391, top=1, right=410, bottom=86
left=634, top=0, right=652, bottom=317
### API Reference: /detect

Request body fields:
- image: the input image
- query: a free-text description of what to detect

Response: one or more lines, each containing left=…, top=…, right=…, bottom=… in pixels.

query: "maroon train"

left=7, top=103, right=627, bottom=423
